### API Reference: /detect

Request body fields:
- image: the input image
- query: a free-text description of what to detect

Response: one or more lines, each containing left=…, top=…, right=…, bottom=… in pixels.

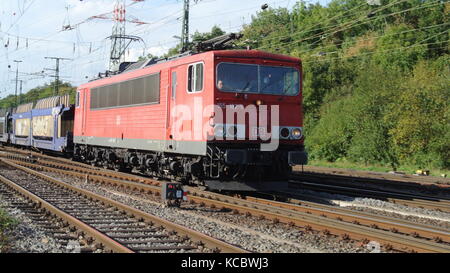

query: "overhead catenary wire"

left=65, top=1, right=297, bottom=68
left=250, top=0, right=402, bottom=46
left=255, top=0, right=446, bottom=51
left=1, top=0, right=447, bottom=98
left=58, top=1, right=446, bottom=82
left=0, top=0, right=298, bottom=66
left=258, top=0, right=444, bottom=50
left=4, top=0, right=36, bottom=33
left=273, top=22, right=450, bottom=58
left=303, top=38, right=450, bottom=64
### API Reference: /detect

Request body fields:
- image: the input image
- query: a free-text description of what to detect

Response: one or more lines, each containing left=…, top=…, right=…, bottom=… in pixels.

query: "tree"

left=163, top=26, right=226, bottom=58
left=240, top=0, right=449, bottom=170
left=0, top=81, right=76, bottom=108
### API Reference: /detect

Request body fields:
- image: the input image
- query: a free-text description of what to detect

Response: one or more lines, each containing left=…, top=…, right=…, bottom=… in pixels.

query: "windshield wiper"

left=283, top=82, right=293, bottom=95
left=239, top=81, right=251, bottom=92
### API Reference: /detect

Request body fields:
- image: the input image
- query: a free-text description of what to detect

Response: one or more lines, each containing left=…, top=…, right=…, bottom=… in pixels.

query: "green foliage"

left=138, top=53, right=155, bottom=61
left=242, top=7, right=293, bottom=53
left=243, top=0, right=449, bottom=170
left=387, top=60, right=450, bottom=168
left=1, top=0, right=447, bottom=172
left=306, top=95, right=355, bottom=161
left=191, top=25, right=225, bottom=44
left=0, top=209, right=17, bottom=232
left=372, top=24, right=427, bottom=70
left=347, top=65, right=401, bottom=168
left=0, top=208, right=18, bottom=251
left=0, top=81, right=76, bottom=109
left=163, top=25, right=226, bottom=58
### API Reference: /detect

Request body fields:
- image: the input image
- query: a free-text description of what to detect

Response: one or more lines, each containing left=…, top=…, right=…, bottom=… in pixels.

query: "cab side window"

left=75, top=91, right=80, bottom=107
left=187, top=63, right=203, bottom=93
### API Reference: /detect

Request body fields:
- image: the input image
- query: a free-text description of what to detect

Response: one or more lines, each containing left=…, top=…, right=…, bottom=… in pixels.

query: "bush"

left=306, top=96, right=355, bottom=161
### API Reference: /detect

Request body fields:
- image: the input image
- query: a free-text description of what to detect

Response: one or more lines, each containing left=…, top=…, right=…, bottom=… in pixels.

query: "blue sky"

left=0, top=0, right=332, bottom=98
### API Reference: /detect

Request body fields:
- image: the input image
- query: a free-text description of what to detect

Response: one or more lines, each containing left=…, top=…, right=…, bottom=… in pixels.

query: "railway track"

left=186, top=190, right=450, bottom=252
left=0, top=160, right=246, bottom=253
left=0, top=182, right=94, bottom=252
left=293, top=165, right=450, bottom=187
left=1, top=151, right=449, bottom=253
left=245, top=194, right=450, bottom=243
left=292, top=171, right=450, bottom=200
left=288, top=180, right=450, bottom=213
left=3, top=150, right=449, bottom=212
left=0, top=149, right=162, bottom=186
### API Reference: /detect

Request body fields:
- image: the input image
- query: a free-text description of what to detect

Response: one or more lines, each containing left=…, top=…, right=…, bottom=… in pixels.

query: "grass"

left=0, top=208, right=18, bottom=252
left=308, top=159, right=449, bottom=178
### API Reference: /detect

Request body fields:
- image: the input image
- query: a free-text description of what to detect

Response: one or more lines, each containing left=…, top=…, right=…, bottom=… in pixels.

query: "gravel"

left=0, top=167, right=204, bottom=254
left=0, top=198, right=70, bottom=253
left=288, top=188, right=450, bottom=229
left=334, top=198, right=450, bottom=222
left=40, top=171, right=371, bottom=253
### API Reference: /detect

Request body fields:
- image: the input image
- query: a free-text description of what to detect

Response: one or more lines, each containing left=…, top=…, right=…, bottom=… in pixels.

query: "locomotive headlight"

left=291, top=128, right=302, bottom=139
left=214, top=125, right=225, bottom=138
left=280, top=127, right=290, bottom=139
left=227, top=125, right=237, bottom=137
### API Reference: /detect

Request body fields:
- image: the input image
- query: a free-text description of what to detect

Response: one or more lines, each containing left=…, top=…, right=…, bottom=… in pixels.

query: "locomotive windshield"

left=216, top=62, right=300, bottom=96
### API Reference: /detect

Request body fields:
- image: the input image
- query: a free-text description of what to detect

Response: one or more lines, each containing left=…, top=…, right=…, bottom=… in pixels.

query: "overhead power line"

left=284, top=22, right=450, bottom=57
left=303, top=38, right=450, bottom=64
left=256, top=0, right=445, bottom=51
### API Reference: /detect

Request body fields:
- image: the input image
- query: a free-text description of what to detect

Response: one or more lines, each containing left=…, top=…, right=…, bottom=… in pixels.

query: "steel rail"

left=6, top=147, right=448, bottom=190
left=0, top=158, right=247, bottom=254
left=5, top=157, right=450, bottom=253
left=0, top=151, right=161, bottom=187
left=244, top=195, right=450, bottom=243
left=0, top=146, right=101, bottom=170
left=0, top=173, right=134, bottom=253
left=289, top=180, right=450, bottom=213
left=186, top=189, right=450, bottom=253
left=6, top=151, right=450, bottom=213
left=293, top=166, right=450, bottom=187
left=292, top=178, right=450, bottom=202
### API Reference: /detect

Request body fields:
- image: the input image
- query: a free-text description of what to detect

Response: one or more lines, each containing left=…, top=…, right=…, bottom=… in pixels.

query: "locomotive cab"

left=200, top=50, right=308, bottom=186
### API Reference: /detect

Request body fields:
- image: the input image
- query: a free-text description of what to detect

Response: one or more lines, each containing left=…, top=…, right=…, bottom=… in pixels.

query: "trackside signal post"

left=161, top=182, right=186, bottom=207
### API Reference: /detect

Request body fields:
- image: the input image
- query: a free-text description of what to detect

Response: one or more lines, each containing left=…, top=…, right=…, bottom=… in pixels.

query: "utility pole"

left=109, top=0, right=126, bottom=71
left=181, top=0, right=190, bottom=52
left=108, top=0, right=141, bottom=72
left=180, top=0, right=199, bottom=53
left=19, top=80, right=23, bottom=105
left=44, top=57, right=72, bottom=96
left=13, top=60, right=22, bottom=107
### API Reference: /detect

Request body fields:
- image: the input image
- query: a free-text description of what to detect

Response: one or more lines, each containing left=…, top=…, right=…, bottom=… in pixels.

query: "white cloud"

left=66, top=0, right=115, bottom=18
left=125, top=45, right=170, bottom=61
left=0, top=0, right=331, bottom=97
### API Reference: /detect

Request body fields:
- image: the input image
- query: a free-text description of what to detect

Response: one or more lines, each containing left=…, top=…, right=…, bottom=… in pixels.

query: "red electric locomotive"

left=74, top=45, right=307, bottom=191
